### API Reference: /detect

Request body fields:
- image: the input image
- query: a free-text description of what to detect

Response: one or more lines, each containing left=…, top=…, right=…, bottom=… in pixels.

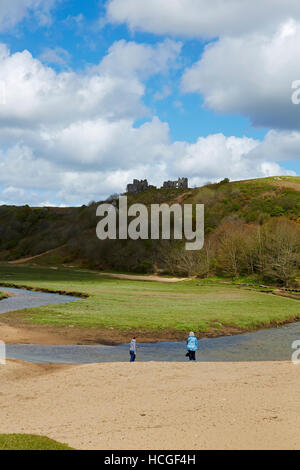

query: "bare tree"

left=259, top=218, right=300, bottom=285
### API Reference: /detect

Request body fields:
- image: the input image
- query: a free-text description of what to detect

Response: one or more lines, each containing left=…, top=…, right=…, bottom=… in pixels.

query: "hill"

left=0, top=176, right=300, bottom=285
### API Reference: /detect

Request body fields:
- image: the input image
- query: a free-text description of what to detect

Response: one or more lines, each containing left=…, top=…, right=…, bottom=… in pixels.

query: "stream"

left=1, top=287, right=299, bottom=364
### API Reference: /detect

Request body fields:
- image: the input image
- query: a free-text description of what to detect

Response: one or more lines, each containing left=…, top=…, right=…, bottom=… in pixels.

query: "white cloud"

left=182, top=20, right=300, bottom=130
left=0, top=44, right=144, bottom=127
left=0, top=38, right=296, bottom=206
left=0, top=40, right=180, bottom=131
left=248, top=129, right=300, bottom=161
left=30, top=117, right=172, bottom=170
left=106, top=0, right=300, bottom=38
left=171, top=134, right=295, bottom=186
left=98, top=39, right=182, bottom=79
left=0, top=130, right=295, bottom=206
left=0, top=41, right=184, bottom=204
left=40, top=47, right=71, bottom=67
left=0, top=0, right=57, bottom=31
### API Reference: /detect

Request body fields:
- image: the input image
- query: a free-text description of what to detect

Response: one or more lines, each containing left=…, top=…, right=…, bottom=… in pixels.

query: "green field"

left=0, top=434, right=74, bottom=450
left=0, top=264, right=299, bottom=335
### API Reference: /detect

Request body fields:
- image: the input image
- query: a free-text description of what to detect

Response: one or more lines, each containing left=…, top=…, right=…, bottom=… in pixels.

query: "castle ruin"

left=126, top=179, right=156, bottom=194
left=127, top=177, right=188, bottom=194
left=162, top=177, right=188, bottom=190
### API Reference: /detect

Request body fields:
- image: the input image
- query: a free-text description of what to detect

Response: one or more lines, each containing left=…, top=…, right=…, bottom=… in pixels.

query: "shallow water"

left=1, top=286, right=300, bottom=364
left=6, top=323, right=300, bottom=364
left=0, top=287, right=81, bottom=314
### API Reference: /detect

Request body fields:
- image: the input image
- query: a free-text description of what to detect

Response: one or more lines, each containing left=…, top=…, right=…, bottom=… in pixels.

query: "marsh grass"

left=0, top=265, right=299, bottom=334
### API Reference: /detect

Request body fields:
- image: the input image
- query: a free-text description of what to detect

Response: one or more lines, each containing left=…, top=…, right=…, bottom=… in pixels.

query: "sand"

left=1, top=360, right=300, bottom=450
left=97, top=272, right=189, bottom=282
left=0, top=323, right=77, bottom=345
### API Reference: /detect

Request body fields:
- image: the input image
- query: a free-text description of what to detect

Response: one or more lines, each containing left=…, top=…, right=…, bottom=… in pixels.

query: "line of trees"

left=161, top=217, right=300, bottom=286
left=1, top=203, right=298, bottom=286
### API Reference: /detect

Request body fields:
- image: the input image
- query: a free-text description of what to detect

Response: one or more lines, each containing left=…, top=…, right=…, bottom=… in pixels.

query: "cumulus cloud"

left=248, top=130, right=300, bottom=161
left=106, top=0, right=300, bottom=38
left=0, top=0, right=57, bottom=31
left=0, top=44, right=143, bottom=128
left=0, top=39, right=180, bottom=131
left=182, top=20, right=300, bottom=130
left=171, top=134, right=294, bottom=187
left=0, top=37, right=296, bottom=206
left=106, top=3, right=300, bottom=134
left=0, top=131, right=294, bottom=206
left=0, top=41, right=183, bottom=204
left=98, top=39, right=182, bottom=79
left=28, top=117, right=172, bottom=170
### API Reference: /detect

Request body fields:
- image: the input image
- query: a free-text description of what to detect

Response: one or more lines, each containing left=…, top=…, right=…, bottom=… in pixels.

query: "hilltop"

left=0, top=176, right=299, bottom=284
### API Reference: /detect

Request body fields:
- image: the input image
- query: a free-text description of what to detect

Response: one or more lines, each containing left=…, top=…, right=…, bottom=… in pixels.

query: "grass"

left=0, top=434, right=74, bottom=450
left=0, top=290, right=7, bottom=300
left=262, top=176, right=300, bottom=184
left=0, top=264, right=300, bottom=334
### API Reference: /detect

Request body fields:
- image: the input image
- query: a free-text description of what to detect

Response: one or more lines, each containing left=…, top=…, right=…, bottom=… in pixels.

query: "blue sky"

left=0, top=0, right=299, bottom=206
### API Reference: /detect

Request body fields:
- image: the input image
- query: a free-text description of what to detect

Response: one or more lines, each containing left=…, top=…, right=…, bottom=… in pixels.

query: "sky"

left=0, top=0, right=300, bottom=206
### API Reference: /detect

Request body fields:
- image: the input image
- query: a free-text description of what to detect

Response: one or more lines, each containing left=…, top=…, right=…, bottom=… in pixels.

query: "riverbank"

left=0, top=317, right=254, bottom=345
left=2, top=313, right=300, bottom=347
left=1, top=359, right=299, bottom=450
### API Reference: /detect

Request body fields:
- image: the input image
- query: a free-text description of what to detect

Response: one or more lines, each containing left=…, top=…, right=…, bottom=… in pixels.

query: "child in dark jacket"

left=129, top=337, right=136, bottom=362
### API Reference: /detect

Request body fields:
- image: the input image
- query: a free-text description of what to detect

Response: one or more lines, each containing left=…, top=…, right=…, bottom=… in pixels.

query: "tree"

left=258, top=218, right=300, bottom=285
left=214, top=219, right=254, bottom=278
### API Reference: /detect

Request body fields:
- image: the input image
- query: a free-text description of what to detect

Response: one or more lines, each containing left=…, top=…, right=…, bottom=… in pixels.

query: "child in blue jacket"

left=186, top=332, right=198, bottom=361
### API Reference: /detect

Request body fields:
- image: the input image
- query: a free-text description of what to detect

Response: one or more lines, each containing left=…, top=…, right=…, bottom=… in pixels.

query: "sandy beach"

left=1, top=359, right=300, bottom=450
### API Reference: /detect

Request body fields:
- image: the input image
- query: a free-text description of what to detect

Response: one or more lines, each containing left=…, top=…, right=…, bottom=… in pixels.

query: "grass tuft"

left=0, top=434, right=74, bottom=450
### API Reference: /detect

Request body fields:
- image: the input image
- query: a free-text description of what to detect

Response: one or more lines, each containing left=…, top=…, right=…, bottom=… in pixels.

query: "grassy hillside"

left=125, top=176, right=300, bottom=222
left=0, top=176, right=299, bottom=282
